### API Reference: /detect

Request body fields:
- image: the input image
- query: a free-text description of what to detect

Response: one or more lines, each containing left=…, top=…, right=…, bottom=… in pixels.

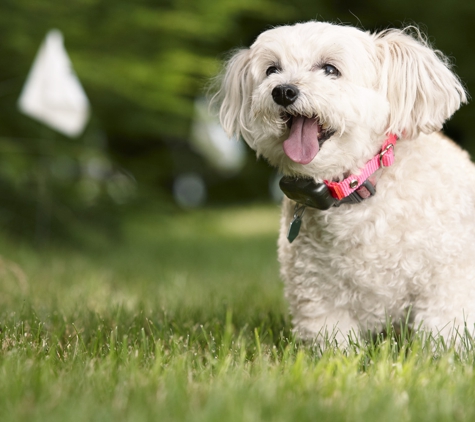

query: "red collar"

left=324, top=133, right=398, bottom=200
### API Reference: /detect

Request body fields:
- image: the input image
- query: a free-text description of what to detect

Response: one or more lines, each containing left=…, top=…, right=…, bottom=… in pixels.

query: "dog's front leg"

left=290, top=304, right=361, bottom=348
left=412, top=293, right=475, bottom=346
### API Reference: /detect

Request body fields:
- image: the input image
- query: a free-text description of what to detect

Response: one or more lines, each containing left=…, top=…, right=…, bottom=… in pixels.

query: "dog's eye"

left=323, top=64, right=340, bottom=77
left=266, top=66, right=279, bottom=76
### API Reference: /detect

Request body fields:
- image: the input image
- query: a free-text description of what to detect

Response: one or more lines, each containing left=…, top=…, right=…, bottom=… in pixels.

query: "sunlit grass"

left=1, top=204, right=475, bottom=421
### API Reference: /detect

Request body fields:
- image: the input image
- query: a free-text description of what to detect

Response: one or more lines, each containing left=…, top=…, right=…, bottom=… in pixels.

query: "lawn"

left=1, top=203, right=475, bottom=422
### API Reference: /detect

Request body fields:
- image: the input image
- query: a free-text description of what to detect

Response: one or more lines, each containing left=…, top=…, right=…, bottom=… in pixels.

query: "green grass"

left=1, top=204, right=475, bottom=421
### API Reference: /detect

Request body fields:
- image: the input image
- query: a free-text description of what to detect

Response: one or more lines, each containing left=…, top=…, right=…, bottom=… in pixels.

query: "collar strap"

left=324, top=133, right=398, bottom=200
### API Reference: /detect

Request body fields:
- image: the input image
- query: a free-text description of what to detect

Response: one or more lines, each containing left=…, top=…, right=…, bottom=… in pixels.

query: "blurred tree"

left=0, top=0, right=296, bottom=240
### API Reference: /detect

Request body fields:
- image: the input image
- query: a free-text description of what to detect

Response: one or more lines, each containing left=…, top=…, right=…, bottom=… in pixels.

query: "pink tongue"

left=283, top=116, right=321, bottom=164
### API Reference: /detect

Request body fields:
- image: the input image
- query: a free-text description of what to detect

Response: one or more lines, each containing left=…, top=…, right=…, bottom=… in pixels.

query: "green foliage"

left=2, top=205, right=475, bottom=421
left=0, top=0, right=294, bottom=238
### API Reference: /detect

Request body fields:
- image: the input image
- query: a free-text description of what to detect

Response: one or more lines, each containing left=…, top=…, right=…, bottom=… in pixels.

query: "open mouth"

left=283, top=113, right=335, bottom=146
left=281, top=113, right=336, bottom=164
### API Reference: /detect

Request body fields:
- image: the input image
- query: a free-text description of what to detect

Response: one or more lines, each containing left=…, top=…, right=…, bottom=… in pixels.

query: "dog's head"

left=217, top=22, right=467, bottom=180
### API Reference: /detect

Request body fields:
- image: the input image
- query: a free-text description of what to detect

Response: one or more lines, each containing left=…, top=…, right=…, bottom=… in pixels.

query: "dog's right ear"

left=374, top=28, right=467, bottom=140
left=216, top=49, right=254, bottom=147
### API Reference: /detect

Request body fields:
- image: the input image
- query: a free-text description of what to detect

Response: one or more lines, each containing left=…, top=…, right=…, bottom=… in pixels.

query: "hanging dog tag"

left=287, top=205, right=306, bottom=243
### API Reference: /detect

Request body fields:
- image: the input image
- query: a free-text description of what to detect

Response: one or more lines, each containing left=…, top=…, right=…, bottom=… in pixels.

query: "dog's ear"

left=216, top=49, right=254, bottom=146
left=374, top=28, right=467, bottom=139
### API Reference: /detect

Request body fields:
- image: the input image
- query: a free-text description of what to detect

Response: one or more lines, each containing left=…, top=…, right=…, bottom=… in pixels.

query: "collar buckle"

left=379, top=143, right=395, bottom=168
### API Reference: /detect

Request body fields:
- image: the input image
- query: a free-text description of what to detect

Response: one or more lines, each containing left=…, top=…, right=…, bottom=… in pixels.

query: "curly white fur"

left=217, top=21, right=473, bottom=345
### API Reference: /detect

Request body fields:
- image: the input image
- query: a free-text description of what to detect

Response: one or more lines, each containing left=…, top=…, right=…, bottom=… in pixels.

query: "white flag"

left=18, top=29, right=90, bottom=138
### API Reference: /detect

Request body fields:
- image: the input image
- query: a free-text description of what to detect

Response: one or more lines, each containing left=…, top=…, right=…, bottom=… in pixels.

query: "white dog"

left=217, top=21, right=475, bottom=345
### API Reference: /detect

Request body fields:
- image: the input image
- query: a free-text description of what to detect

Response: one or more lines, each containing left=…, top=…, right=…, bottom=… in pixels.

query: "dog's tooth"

left=322, top=122, right=329, bottom=130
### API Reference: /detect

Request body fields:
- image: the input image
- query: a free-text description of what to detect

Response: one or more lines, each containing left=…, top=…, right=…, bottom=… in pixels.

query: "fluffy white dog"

left=217, top=21, right=475, bottom=345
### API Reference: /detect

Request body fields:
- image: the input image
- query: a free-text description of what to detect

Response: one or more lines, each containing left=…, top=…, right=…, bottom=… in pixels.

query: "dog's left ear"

left=374, top=28, right=468, bottom=139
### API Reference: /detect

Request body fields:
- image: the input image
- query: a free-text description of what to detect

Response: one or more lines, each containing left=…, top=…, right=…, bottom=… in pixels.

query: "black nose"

left=272, top=84, right=300, bottom=107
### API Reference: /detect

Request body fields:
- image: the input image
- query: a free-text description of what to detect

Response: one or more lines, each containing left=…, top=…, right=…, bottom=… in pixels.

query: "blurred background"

left=1, top=0, right=474, bottom=243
